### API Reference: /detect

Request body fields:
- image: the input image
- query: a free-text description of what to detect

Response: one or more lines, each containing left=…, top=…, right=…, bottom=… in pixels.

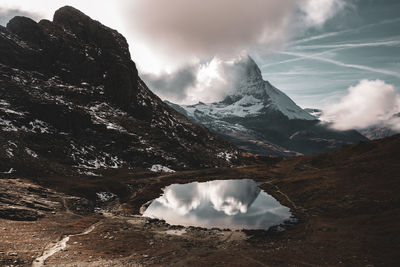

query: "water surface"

left=143, top=179, right=293, bottom=230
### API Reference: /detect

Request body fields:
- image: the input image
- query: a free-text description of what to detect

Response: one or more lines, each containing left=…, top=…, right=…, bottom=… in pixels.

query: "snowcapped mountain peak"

left=228, top=56, right=267, bottom=100
left=264, top=82, right=315, bottom=120
left=171, top=55, right=315, bottom=121
left=223, top=56, right=315, bottom=120
left=165, top=55, right=366, bottom=156
left=239, top=56, right=263, bottom=84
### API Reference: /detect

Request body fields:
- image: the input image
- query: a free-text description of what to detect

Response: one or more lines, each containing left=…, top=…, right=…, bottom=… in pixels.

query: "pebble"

left=9, top=252, right=18, bottom=256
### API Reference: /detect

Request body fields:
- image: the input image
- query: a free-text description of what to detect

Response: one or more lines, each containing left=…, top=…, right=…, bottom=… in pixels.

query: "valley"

left=1, top=134, right=399, bottom=266
left=0, top=5, right=399, bottom=267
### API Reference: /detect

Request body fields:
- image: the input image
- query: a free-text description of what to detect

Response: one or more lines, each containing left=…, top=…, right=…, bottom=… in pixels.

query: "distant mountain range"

left=0, top=6, right=238, bottom=177
left=360, top=125, right=399, bottom=140
left=166, top=56, right=367, bottom=156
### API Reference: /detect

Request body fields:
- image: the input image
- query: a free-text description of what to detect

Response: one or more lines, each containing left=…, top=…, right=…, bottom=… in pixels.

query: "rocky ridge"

left=0, top=6, right=239, bottom=177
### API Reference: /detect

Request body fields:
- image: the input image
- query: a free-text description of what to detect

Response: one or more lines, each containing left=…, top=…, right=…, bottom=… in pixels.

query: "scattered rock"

left=0, top=207, right=44, bottom=221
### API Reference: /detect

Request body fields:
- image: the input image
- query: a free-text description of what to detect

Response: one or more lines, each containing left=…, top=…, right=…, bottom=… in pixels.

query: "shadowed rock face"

left=6, top=6, right=138, bottom=108
left=0, top=6, right=238, bottom=176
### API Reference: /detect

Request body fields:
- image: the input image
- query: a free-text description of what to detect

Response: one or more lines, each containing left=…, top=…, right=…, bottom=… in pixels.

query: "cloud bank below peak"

left=321, top=80, right=400, bottom=131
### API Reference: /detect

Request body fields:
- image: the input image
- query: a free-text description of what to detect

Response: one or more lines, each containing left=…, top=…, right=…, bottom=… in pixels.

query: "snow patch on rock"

left=217, top=151, right=235, bottom=162
left=88, top=102, right=129, bottom=133
left=1, top=168, right=15, bottom=174
left=149, top=164, right=175, bottom=173
left=0, top=99, right=25, bottom=116
left=25, top=147, right=38, bottom=158
left=23, top=120, right=53, bottom=134
left=96, top=192, right=117, bottom=202
left=70, top=142, right=125, bottom=169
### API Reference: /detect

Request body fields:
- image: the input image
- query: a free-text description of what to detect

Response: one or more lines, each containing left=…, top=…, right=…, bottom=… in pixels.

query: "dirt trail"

left=32, top=221, right=102, bottom=267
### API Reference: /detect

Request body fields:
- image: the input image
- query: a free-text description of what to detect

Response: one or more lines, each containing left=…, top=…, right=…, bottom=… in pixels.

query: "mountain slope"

left=1, top=133, right=398, bottom=266
left=166, top=56, right=367, bottom=156
left=360, top=126, right=399, bottom=140
left=0, top=6, right=239, bottom=176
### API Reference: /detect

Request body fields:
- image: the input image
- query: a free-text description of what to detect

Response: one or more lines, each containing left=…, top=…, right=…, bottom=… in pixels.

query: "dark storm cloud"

left=142, top=65, right=198, bottom=102
left=122, top=0, right=299, bottom=60
left=122, top=0, right=348, bottom=61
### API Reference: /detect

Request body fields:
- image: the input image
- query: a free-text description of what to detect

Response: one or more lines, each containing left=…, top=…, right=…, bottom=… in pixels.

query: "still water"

left=143, top=179, right=293, bottom=230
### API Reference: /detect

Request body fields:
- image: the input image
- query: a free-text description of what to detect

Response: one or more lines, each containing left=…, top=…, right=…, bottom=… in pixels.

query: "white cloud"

left=321, top=80, right=400, bottom=130
left=125, top=0, right=349, bottom=101
left=150, top=180, right=260, bottom=216
left=157, top=183, right=202, bottom=215
left=184, top=57, right=240, bottom=104
left=299, top=0, right=346, bottom=27
left=121, top=0, right=296, bottom=70
left=201, top=180, right=260, bottom=216
left=119, top=0, right=347, bottom=74
left=143, top=56, right=252, bottom=104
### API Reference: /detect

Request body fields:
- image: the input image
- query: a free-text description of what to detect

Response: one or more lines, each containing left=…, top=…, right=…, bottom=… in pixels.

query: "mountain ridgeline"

left=0, top=6, right=239, bottom=176
left=165, top=57, right=367, bottom=156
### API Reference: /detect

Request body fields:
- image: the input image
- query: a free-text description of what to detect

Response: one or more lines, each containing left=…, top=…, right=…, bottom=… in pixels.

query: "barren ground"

left=1, top=135, right=400, bottom=266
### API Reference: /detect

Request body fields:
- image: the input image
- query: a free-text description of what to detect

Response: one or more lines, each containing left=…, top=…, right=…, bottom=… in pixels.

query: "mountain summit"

left=221, top=56, right=315, bottom=120
left=0, top=6, right=238, bottom=176
left=166, top=56, right=367, bottom=156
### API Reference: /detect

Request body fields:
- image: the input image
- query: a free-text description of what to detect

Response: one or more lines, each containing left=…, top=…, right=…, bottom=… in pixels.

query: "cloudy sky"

left=1, top=0, right=399, bottom=130
left=255, top=0, right=400, bottom=108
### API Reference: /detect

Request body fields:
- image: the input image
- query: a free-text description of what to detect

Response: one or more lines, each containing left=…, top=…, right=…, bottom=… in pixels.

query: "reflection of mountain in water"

left=143, top=179, right=292, bottom=230
left=156, top=179, right=260, bottom=216
left=203, top=179, right=261, bottom=215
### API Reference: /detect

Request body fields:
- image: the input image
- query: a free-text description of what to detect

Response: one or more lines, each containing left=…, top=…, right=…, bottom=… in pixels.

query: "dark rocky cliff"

left=0, top=6, right=238, bottom=177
